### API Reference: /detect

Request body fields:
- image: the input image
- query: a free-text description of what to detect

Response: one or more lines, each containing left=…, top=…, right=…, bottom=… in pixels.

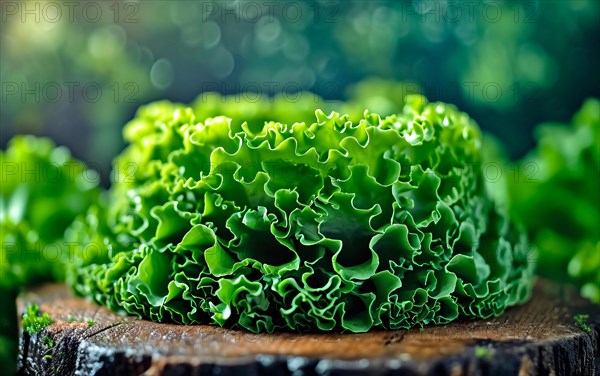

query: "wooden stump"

left=17, top=279, right=599, bottom=376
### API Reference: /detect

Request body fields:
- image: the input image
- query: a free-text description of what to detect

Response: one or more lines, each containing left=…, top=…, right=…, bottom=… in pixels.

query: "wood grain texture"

left=17, top=279, right=599, bottom=376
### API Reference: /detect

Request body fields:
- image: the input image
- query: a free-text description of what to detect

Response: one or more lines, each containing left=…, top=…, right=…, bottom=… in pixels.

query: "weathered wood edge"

left=17, top=280, right=600, bottom=376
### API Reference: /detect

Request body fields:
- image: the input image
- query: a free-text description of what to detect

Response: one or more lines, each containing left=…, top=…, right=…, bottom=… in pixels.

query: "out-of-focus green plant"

left=67, top=94, right=533, bottom=333
left=0, top=136, right=100, bottom=373
left=1, top=136, right=100, bottom=288
left=340, top=78, right=421, bottom=122
left=509, top=99, right=600, bottom=302
left=193, top=91, right=335, bottom=128
left=191, top=79, right=419, bottom=129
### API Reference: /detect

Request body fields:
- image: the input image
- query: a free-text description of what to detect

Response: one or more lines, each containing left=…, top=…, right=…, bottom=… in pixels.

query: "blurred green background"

left=2, top=0, right=599, bottom=184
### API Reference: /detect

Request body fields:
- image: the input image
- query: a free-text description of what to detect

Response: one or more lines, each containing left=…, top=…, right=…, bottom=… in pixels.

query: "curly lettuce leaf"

left=68, top=94, right=534, bottom=332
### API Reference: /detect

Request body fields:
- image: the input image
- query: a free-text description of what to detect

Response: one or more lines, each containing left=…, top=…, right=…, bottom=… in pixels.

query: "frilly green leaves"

left=67, top=94, right=534, bottom=332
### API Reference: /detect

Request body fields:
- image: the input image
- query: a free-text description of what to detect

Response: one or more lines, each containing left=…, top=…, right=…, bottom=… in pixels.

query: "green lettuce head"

left=509, top=99, right=600, bottom=302
left=68, top=94, right=534, bottom=332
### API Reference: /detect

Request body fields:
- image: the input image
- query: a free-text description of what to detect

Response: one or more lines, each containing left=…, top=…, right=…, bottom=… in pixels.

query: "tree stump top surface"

left=18, top=279, right=599, bottom=375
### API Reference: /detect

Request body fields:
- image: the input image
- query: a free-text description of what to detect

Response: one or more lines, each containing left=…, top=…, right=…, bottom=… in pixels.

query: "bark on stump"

left=17, top=279, right=600, bottom=375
